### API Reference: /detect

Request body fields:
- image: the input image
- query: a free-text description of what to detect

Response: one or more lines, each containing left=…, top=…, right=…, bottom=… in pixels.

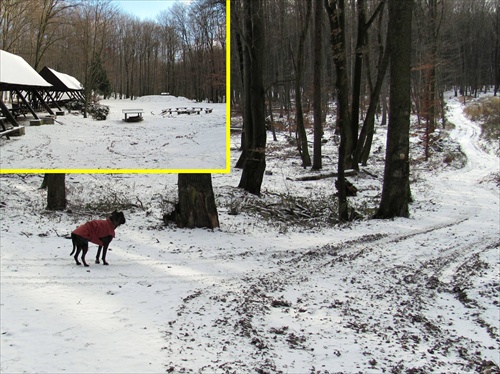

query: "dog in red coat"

left=70, top=211, right=126, bottom=267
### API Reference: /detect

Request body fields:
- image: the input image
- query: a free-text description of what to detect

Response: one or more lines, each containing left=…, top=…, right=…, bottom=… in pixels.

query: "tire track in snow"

left=160, top=98, right=499, bottom=373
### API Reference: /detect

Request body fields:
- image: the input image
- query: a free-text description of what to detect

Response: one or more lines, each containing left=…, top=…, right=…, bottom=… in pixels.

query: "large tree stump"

left=46, top=174, right=66, bottom=211
left=174, top=174, right=219, bottom=229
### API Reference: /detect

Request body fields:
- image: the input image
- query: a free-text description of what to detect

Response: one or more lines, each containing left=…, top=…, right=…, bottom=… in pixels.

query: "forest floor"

left=0, top=93, right=499, bottom=373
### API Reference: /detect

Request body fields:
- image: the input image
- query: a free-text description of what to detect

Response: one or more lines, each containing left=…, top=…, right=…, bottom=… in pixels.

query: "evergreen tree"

left=90, top=54, right=112, bottom=98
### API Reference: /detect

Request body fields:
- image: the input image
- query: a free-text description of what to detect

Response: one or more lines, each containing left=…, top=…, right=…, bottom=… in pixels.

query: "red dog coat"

left=72, top=218, right=115, bottom=246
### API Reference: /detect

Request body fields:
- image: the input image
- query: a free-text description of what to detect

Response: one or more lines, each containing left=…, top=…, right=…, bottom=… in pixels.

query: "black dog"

left=70, top=211, right=126, bottom=267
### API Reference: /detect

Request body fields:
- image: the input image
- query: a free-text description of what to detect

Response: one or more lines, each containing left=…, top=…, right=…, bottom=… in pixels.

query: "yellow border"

left=0, top=0, right=231, bottom=175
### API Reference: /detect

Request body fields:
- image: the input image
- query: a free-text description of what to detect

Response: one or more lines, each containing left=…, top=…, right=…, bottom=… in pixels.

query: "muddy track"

left=161, top=102, right=499, bottom=373
left=162, top=226, right=498, bottom=372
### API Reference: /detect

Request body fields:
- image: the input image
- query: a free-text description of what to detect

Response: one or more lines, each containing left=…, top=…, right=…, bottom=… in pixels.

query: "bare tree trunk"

left=495, top=0, right=500, bottom=96
left=175, top=174, right=219, bottom=229
left=325, top=0, right=350, bottom=221
left=234, top=15, right=250, bottom=168
left=312, top=0, right=323, bottom=170
left=46, top=174, right=66, bottom=211
left=238, top=0, right=267, bottom=196
left=354, top=3, right=389, bottom=168
left=293, top=0, right=312, bottom=168
left=375, top=0, right=413, bottom=219
left=349, top=0, right=367, bottom=163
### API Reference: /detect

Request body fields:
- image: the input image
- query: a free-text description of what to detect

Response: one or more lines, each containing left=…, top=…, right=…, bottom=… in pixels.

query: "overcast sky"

left=112, top=0, right=193, bottom=21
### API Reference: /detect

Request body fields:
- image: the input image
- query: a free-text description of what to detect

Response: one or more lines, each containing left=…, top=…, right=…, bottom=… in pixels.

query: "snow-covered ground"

left=0, top=94, right=498, bottom=373
left=0, top=95, right=227, bottom=171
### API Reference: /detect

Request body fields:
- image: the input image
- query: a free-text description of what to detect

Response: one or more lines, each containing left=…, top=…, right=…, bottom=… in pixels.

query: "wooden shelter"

left=0, top=49, right=53, bottom=129
left=38, top=66, right=85, bottom=107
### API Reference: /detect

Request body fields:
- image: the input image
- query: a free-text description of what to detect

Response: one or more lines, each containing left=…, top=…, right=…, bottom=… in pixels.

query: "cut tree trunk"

left=46, top=174, right=66, bottom=211
left=175, top=174, right=219, bottom=229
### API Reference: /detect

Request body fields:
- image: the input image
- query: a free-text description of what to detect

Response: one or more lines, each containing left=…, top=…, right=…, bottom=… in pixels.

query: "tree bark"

left=238, top=0, right=267, bottom=196
left=293, top=0, right=312, bottom=168
left=349, top=0, right=367, bottom=161
left=495, top=0, right=500, bottom=96
left=375, top=0, right=413, bottom=219
left=234, top=10, right=250, bottom=168
left=46, top=173, right=66, bottom=211
left=325, top=0, right=350, bottom=221
left=353, top=3, right=389, bottom=168
left=312, top=0, right=323, bottom=170
left=175, top=174, right=219, bottom=229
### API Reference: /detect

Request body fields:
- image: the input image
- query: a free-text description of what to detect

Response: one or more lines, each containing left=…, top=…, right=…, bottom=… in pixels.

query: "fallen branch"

left=289, top=169, right=357, bottom=181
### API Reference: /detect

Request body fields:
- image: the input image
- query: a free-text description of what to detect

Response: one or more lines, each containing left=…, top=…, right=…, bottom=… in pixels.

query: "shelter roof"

left=0, top=50, right=52, bottom=90
left=39, top=66, right=83, bottom=91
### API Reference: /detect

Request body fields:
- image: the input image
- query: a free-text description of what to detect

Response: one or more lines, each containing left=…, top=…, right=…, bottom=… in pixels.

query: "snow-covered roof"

left=48, top=67, right=83, bottom=91
left=0, top=50, right=52, bottom=89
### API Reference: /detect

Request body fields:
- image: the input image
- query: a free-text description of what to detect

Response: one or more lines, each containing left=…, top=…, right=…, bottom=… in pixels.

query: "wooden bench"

left=0, top=117, right=25, bottom=139
left=122, top=109, right=144, bottom=122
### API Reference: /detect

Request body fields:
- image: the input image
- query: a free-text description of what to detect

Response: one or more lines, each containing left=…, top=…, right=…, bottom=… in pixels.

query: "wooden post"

left=14, top=89, right=39, bottom=119
left=32, top=89, right=54, bottom=115
left=0, top=98, right=20, bottom=127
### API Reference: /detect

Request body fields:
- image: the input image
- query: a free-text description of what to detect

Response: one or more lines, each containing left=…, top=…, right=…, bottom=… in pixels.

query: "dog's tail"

left=69, top=234, right=76, bottom=256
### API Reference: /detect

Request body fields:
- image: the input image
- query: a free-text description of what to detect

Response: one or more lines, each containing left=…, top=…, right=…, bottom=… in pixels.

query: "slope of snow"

left=0, top=94, right=498, bottom=373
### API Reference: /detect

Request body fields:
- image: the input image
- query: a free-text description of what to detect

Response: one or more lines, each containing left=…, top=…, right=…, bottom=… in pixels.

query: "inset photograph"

left=0, top=0, right=227, bottom=172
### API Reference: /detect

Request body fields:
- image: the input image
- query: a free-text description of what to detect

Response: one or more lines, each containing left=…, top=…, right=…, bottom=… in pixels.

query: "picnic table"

left=176, top=107, right=201, bottom=115
left=122, top=109, right=144, bottom=122
left=159, top=107, right=213, bottom=116
left=0, top=117, right=25, bottom=139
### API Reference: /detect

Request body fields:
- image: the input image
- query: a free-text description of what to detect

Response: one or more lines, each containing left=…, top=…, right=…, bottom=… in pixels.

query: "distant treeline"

left=1, top=0, right=226, bottom=103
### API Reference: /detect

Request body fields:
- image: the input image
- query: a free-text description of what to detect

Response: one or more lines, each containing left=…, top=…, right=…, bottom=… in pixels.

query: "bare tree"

left=312, top=0, right=323, bottom=170
left=375, top=0, right=413, bottom=219
left=238, top=0, right=267, bottom=196
left=291, top=0, right=312, bottom=168
left=0, top=0, right=32, bottom=52
left=32, top=0, right=76, bottom=70
left=353, top=0, right=389, bottom=168
left=350, top=0, right=386, bottom=169
left=494, top=0, right=500, bottom=96
left=72, top=0, right=117, bottom=117
left=325, top=0, right=351, bottom=221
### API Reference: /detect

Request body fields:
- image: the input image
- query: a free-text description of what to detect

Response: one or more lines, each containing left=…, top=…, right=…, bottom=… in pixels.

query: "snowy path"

left=155, top=97, right=500, bottom=372
left=1, top=96, right=498, bottom=373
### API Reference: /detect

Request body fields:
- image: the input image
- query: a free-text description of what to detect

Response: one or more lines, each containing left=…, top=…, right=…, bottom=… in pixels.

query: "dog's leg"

left=99, top=236, right=113, bottom=266
left=96, top=246, right=102, bottom=264
left=101, top=245, right=109, bottom=266
left=74, top=246, right=82, bottom=265
left=81, top=247, right=89, bottom=267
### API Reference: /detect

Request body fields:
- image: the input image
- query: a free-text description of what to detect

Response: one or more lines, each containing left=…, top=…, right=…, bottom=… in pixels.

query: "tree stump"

left=174, top=174, right=219, bottom=229
left=46, top=174, right=66, bottom=211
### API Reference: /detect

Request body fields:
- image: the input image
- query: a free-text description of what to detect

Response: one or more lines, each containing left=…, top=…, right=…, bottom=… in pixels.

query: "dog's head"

left=110, top=210, right=126, bottom=228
